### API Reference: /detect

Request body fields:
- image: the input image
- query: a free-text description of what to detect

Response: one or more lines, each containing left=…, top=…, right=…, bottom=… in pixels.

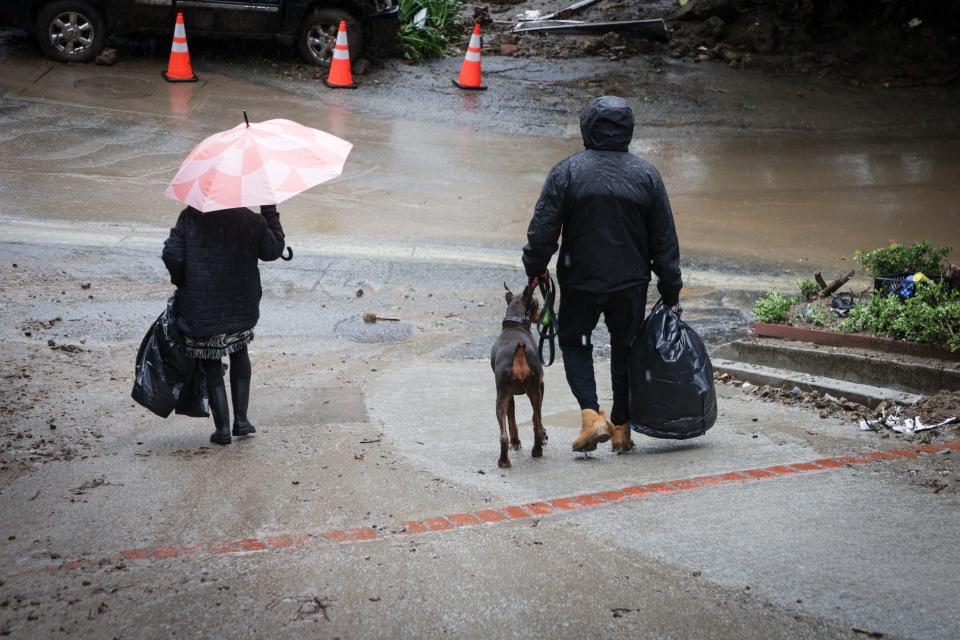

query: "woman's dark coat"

left=162, top=205, right=285, bottom=336
left=522, top=96, right=683, bottom=305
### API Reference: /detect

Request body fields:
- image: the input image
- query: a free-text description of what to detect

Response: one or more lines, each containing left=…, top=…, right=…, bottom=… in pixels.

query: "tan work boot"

left=571, top=409, right=611, bottom=452
left=609, top=420, right=634, bottom=454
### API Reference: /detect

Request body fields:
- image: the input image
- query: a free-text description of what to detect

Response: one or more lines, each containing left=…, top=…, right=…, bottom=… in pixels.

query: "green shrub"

left=841, top=294, right=901, bottom=335
left=853, top=241, right=951, bottom=277
left=398, top=0, right=463, bottom=62
left=754, top=290, right=794, bottom=324
left=796, top=304, right=828, bottom=327
left=797, top=278, right=820, bottom=300
left=840, top=281, right=960, bottom=351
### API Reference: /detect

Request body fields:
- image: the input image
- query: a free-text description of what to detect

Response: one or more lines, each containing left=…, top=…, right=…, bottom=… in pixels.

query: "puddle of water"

left=1, top=59, right=957, bottom=273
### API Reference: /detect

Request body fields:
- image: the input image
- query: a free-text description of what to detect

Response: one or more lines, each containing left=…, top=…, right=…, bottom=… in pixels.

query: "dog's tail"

left=511, top=343, right=532, bottom=381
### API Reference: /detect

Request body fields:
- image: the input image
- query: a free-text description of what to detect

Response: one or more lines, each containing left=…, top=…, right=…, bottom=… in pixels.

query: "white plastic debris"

left=859, top=406, right=957, bottom=435
left=893, top=416, right=957, bottom=434
left=413, top=8, right=428, bottom=29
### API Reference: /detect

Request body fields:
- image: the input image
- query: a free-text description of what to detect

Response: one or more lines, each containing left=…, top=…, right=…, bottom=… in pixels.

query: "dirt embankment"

left=473, top=0, right=960, bottom=87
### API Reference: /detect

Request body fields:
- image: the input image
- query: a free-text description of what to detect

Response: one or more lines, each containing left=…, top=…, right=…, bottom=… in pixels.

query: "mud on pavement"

left=3, top=238, right=960, bottom=639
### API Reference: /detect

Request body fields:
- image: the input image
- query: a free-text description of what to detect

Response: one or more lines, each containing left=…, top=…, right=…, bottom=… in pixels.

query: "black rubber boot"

left=231, top=378, right=256, bottom=436
left=208, top=385, right=232, bottom=445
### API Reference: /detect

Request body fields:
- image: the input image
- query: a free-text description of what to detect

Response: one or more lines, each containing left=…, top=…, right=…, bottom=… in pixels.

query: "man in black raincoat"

left=522, top=96, right=682, bottom=454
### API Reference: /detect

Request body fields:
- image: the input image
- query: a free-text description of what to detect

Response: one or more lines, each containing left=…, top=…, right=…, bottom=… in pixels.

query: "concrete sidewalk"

left=3, top=240, right=960, bottom=639
left=4, top=338, right=959, bottom=638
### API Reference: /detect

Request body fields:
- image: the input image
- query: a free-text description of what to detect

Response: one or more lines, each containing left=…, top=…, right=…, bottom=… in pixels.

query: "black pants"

left=199, top=347, right=251, bottom=389
left=558, top=285, right=647, bottom=426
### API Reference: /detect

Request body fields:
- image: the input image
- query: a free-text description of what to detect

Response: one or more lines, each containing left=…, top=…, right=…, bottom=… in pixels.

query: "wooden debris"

left=818, top=271, right=855, bottom=299
left=362, top=313, right=400, bottom=324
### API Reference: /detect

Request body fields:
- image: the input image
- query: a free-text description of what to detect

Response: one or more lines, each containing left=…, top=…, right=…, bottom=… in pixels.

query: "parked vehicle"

left=1, top=0, right=399, bottom=65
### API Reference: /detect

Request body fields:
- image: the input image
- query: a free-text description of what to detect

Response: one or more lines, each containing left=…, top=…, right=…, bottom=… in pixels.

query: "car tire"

left=298, top=8, right=364, bottom=66
left=35, top=0, right=106, bottom=63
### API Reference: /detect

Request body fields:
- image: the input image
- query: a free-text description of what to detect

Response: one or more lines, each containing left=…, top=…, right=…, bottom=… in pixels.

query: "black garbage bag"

left=628, top=301, right=717, bottom=439
left=131, top=296, right=208, bottom=418
left=174, top=367, right=209, bottom=418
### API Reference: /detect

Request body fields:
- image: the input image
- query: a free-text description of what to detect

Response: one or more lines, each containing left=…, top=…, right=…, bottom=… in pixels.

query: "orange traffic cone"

left=325, top=21, right=356, bottom=89
left=162, top=12, right=198, bottom=83
left=453, top=24, right=486, bottom=90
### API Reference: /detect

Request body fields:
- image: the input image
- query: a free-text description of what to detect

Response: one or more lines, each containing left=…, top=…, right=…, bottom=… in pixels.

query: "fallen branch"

left=814, top=272, right=828, bottom=290
left=362, top=313, right=400, bottom=324
left=818, top=271, right=855, bottom=299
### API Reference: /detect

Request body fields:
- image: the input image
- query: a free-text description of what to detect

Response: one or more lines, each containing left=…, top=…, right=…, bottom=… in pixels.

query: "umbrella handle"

left=281, top=246, right=293, bottom=261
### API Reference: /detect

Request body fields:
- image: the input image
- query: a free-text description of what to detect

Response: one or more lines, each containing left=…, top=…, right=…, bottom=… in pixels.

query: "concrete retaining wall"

left=712, top=338, right=960, bottom=396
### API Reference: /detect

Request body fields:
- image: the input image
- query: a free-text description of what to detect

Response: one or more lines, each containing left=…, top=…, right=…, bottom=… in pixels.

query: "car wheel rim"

left=306, top=23, right=338, bottom=64
left=48, top=11, right=95, bottom=57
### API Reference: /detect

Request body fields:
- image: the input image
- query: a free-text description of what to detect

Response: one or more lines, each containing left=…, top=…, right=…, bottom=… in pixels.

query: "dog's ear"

left=505, top=290, right=513, bottom=303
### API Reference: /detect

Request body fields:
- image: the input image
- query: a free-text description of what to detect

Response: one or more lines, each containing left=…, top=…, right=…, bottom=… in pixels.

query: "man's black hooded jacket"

left=522, top=96, right=683, bottom=305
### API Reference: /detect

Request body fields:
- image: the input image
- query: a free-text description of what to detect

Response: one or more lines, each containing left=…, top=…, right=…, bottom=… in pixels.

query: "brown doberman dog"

left=490, top=283, right=547, bottom=468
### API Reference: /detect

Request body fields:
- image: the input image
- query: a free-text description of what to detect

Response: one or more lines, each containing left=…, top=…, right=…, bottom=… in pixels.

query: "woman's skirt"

left=183, top=329, right=254, bottom=360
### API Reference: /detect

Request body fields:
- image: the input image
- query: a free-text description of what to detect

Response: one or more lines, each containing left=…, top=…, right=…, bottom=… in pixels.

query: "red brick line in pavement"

left=20, top=441, right=960, bottom=575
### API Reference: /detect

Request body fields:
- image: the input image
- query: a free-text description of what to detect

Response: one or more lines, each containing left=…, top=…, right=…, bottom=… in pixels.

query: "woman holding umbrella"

left=161, top=115, right=352, bottom=445
left=162, top=204, right=285, bottom=445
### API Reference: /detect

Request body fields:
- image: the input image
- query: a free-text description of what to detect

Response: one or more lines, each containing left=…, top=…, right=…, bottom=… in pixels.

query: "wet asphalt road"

left=2, top=30, right=960, bottom=640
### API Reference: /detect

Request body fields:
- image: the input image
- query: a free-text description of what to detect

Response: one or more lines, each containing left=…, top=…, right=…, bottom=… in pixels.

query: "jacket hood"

left=580, top=96, right=634, bottom=151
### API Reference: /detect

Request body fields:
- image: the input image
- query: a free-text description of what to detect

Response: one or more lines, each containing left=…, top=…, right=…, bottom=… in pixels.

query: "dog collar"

left=502, top=314, right=529, bottom=325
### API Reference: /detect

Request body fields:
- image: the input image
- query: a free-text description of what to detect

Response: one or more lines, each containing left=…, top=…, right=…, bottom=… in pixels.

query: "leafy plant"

left=840, top=281, right=960, bottom=351
left=398, top=0, right=463, bottom=62
left=796, top=303, right=829, bottom=327
left=754, top=290, right=795, bottom=324
left=853, top=241, right=952, bottom=277
left=797, top=278, right=820, bottom=300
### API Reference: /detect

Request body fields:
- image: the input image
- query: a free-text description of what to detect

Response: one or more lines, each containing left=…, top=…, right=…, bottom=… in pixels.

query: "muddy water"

left=1, top=56, right=957, bottom=272
left=640, top=135, right=960, bottom=270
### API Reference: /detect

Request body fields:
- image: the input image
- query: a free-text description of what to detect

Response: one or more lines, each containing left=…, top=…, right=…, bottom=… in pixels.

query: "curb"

left=753, top=323, right=960, bottom=362
left=711, top=358, right=922, bottom=407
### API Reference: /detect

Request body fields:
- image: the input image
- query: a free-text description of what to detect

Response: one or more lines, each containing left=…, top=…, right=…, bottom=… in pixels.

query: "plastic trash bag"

left=628, top=301, right=717, bottom=439
left=174, top=363, right=209, bottom=418
left=830, top=293, right=855, bottom=318
left=131, top=296, right=208, bottom=418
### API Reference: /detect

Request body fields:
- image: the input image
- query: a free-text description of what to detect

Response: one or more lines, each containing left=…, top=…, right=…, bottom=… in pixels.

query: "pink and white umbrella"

left=165, top=116, right=352, bottom=212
